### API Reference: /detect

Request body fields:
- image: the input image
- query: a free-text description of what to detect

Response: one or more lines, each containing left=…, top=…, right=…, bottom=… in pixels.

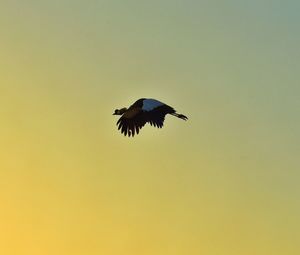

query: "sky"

left=1, top=1, right=300, bottom=254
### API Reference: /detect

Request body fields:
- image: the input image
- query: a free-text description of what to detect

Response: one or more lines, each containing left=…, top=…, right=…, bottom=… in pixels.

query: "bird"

left=113, top=98, right=188, bottom=137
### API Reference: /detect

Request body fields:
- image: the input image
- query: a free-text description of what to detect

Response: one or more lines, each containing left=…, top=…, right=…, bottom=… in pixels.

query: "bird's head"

left=113, top=108, right=127, bottom=115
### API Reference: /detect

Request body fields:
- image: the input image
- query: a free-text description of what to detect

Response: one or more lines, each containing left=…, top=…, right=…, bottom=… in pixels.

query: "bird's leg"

left=171, top=112, right=188, bottom=120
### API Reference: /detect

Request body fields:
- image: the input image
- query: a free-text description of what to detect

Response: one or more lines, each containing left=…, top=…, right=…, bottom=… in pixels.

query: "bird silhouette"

left=113, top=98, right=188, bottom=137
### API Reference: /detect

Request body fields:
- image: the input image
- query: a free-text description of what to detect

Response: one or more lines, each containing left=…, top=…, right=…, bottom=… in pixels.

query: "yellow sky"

left=1, top=1, right=299, bottom=255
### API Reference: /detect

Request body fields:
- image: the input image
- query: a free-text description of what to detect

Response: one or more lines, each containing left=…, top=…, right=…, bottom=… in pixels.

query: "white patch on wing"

left=142, top=99, right=164, bottom=111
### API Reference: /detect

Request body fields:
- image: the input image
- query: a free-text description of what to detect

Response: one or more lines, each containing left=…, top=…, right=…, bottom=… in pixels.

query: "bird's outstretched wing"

left=146, top=104, right=175, bottom=128
left=116, top=107, right=147, bottom=137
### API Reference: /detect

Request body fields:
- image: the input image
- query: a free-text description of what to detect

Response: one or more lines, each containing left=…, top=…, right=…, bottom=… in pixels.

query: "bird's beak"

left=112, top=113, right=116, bottom=115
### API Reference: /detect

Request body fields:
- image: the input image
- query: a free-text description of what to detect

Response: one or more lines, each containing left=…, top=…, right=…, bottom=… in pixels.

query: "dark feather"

left=145, top=104, right=174, bottom=129
left=117, top=111, right=146, bottom=137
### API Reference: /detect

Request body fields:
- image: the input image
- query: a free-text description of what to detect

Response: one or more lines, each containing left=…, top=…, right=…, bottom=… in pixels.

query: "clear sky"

left=1, top=1, right=299, bottom=254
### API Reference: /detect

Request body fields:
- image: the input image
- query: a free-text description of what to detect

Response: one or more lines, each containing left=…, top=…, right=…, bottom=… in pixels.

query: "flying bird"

left=113, top=98, right=188, bottom=137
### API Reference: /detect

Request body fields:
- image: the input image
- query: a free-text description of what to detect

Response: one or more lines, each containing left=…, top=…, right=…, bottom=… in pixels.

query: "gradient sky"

left=1, top=1, right=300, bottom=255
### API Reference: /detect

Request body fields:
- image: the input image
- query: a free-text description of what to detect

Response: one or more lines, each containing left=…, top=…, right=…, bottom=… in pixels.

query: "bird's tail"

left=171, top=112, right=188, bottom=121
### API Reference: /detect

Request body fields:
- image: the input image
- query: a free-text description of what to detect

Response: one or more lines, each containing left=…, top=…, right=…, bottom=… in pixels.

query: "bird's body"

left=113, top=98, right=188, bottom=137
